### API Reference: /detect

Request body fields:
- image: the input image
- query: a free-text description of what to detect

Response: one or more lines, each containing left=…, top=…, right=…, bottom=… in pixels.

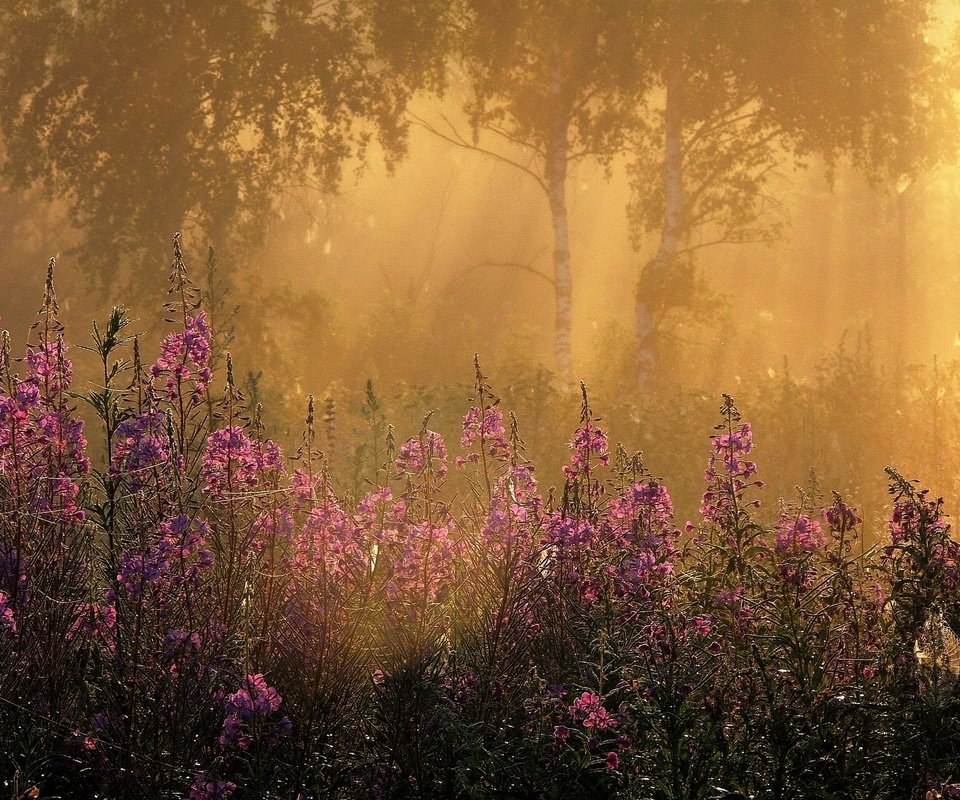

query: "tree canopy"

left=629, top=1, right=957, bottom=379
left=412, top=0, right=657, bottom=378
left=398, top=0, right=957, bottom=380
left=0, top=0, right=956, bottom=381
left=0, top=0, right=434, bottom=287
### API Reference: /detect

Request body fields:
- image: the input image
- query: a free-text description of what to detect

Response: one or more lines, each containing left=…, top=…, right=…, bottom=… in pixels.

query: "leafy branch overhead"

left=0, top=0, right=444, bottom=284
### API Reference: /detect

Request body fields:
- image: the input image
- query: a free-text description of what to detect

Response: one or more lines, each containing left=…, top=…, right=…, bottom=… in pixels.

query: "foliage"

left=628, top=0, right=957, bottom=375
left=1, top=240, right=960, bottom=799
left=0, top=2, right=956, bottom=381
left=0, top=0, right=436, bottom=288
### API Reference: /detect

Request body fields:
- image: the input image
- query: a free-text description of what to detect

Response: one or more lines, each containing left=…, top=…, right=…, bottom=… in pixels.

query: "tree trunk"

left=546, top=59, right=574, bottom=383
left=546, top=124, right=573, bottom=382
left=892, top=181, right=909, bottom=383
left=636, top=68, right=684, bottom=386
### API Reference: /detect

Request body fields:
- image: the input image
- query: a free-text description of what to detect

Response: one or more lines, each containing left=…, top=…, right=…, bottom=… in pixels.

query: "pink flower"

left=0, top=592, right=15, bottom=635
left=201, top=426, right=284, bottom=500
left=150, top=312, right=212, bottom=400
left=691, top=617, right=712, bottom=637
left=220, top=674, right=290, bottom=750
left=395, top=430, right=448, bottom=478
left=111, top=409, right=172, bottom=485
left=570, top=692, right=617, bottom=730
left=384, top=522, right=459, bottom=610
left=117, top=514, right=212, bottom=598
left=563, top=421, right=610, bottom=480
left=460, top=406, right=510, bottom=461
left=774, top=514, right=825, bottom=556
left=823, top=497, right=861, bottom=533
left=25, top=340, right=72, bottom=395
left=605, top=751, right=620, bottom=770
left=700, top=419, right=760, bottom=524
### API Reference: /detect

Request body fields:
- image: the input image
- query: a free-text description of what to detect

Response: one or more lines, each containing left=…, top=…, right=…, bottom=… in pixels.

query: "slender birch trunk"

left=636, top=68, right=684, bottom=385
left=542, top=52, right=574, bottom=382
left=546, top=117, right=573, bottom=382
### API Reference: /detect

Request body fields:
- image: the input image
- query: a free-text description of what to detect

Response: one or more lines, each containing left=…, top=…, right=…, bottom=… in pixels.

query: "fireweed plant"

left=0, top=238, right=959, bottom=799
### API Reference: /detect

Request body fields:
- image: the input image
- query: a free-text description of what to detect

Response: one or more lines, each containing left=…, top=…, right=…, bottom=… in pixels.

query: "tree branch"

left=441, top=250, right=555, bottom=299
left=406, top=110, right=549, bottom=193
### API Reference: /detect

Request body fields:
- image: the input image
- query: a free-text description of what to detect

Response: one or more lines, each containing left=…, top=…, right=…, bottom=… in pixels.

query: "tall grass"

left=1, top=238, right=959, bottom=799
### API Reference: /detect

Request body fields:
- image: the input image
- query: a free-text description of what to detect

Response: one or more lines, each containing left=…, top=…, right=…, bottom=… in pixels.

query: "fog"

left=3, top=1, right=960, bottom=522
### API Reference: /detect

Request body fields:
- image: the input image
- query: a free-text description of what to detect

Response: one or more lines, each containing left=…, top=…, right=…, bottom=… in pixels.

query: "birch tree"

left=415, top=0, right=653, bottom=380
left=0, top=0, right=440, bottom=288
left=629, top=1, right=956, bottom=382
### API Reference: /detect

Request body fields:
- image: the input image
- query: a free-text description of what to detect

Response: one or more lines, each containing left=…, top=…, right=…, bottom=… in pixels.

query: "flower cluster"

left=298, top=492, right=366, bottom=578
left=569, top=691, right=618, bottom=730
left=201, top=426, right=284, bottom=501
left=888, top=493, right=948, bottom=548
left=6, top=264, right=960, bottom=800
left=481, top=464, right=540, bottom=554
left=0, top=333, right=89, bottom=524
left=385, top=521, right=459, bottom=610
left=0, top=591, right=15, bottom=635
left=189, top=776, right=236, bottom=800
left=220, top=674, right=291, bottom=750
left=150, top=312, right=212, bottom=401
left=774, top=513, right=825, bottom=556
left=459, top=406, right=510, bottom=463
left=111, top=409, right=172, bottom=485
left=25, top=340, right=72, bottom=395
left=700, top=418, right=761, bottom=525
left=116, top=515, right=212, bottom=599
left=823, top=496, right=861, bottom=534
left=563, top=421, right=610, bottom=480
left=395, top=430, right=449, bottom=478
left=883, top=478, right=960, bottom=616
left=609, top=481, right=678, bottom=589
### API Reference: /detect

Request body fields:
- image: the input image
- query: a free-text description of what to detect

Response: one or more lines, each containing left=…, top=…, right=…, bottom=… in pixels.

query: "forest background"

left=3, top=0, right=960, bottom=526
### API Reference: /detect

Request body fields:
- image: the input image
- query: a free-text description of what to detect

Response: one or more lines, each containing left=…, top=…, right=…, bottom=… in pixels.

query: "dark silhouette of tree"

left=0, top=0, right=439, bottom=290
left=629, top=1, right=957, bottom=383
left=0, top=0, right=953, bottom=385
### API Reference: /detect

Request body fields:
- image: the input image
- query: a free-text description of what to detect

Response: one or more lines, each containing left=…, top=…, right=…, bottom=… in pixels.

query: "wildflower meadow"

left=2, top=238, right=960, bottom=799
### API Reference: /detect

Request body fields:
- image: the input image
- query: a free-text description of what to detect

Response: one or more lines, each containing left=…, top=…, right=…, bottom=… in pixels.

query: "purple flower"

left=202, top=426, right=284, bottom=500
left=823, top=497, right=861, bottom=533
left=25, top=340, right=72, bottom=395
left=117, top=515, right=212, bottom=598
left=220, top=674, right=289, bottom=750
left=395, top=430, right=448, bottom=478
left=189, top=775, right=236, bottom=800
left=563, top=421, right=610, bottom=480
left=700, top=420, right=760, bottom=524
left=151, top=312, right=212, bottom=401
left=0, top=592, right=16, bottom=635
left=460, top=406, right=510, bottom=461
left=111, top=409, right=177, bottom=488
left=570, top=692, right=617, bottom=730
left=774, top=513, right=825, bottom=556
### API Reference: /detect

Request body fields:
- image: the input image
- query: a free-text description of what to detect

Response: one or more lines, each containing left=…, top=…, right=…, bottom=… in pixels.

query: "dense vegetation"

left=2, top=4, right=959, bottom=798
left=0, top=241, right=958, bottom=800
